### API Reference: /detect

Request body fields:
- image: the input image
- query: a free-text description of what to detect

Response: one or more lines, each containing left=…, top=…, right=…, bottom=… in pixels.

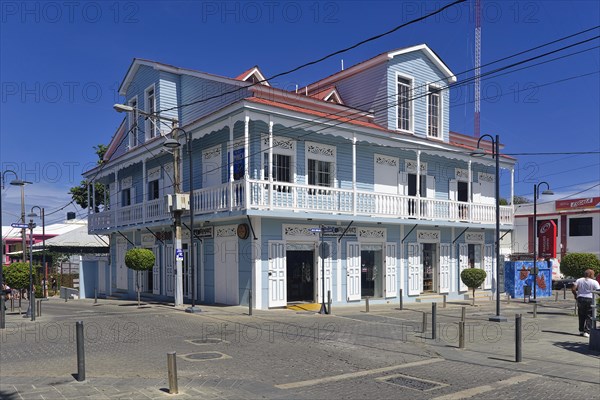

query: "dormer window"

left=145, top=86, right=157, bottom=139
left=397, top=76, right=412, bottom=131
left=427, top=86, right=441, bottom=138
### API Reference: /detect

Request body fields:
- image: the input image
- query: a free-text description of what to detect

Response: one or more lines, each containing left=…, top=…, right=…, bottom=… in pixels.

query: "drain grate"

left=189, top=338, right=224, bottom=345
left=181, top=352, right=231, bottom=361
left=376, top=374, right=446, bottom=391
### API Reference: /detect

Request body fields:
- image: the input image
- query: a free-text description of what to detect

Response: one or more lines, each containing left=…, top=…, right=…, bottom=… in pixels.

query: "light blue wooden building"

left=85, top=45, right=516, bottom=309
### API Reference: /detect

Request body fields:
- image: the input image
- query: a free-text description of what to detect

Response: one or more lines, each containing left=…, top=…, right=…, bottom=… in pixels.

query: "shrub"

left=560, top=253, right=600, bottom=278
left=124, top=248, right=155, bottom=272
left=4, top=262, right=31, bottom=290
left=461, top=268, right=487, bottom=306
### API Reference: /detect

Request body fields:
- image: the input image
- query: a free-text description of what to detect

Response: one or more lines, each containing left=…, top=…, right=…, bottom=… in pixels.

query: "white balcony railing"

left=88, top=179, right=514, bottom=232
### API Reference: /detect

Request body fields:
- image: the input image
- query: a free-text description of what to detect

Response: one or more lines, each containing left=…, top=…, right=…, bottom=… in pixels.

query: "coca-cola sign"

left=555, top=196, right=600, bottom=211
left=538, top=220, right=557, bottom=258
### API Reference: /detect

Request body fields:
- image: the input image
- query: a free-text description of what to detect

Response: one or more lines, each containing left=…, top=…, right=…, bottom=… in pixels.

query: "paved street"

left=0, top=295, right=598, bottom=399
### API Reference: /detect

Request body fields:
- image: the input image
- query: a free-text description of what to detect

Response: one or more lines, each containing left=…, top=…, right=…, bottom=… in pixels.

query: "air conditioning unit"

left=165, top=193, right=190, bottom=212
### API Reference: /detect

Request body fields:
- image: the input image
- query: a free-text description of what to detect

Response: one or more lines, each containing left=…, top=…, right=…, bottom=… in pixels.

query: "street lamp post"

left=1, top=169, right=20, bottom=329
left=10, top=179, right=32, bottom=262
left=29, top=207, right=45, bottom=297
left=164, top=128, right=200, bottom=313
left=531, top=182, right=553, bottom=302
left=472, top=134, right=507, bottom=322
left=26, top=218, right=36, bottom=321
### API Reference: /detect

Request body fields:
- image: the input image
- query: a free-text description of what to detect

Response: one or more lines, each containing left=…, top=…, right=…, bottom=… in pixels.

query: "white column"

left=252, top=216, right=262, bottom=309
left=352, top=135, right=357, bottom=215
left=228, top=117, right=234, bottom=211
left=268, top=119, right=274, bottom=209
left=510, top=168, right=515, bottom=205
left=244, top=114, right=250, bottom=209
left=468, top=159, right=472, bottom=222
left=142, top=159, right=147, bottom=223
left=451, top=227, right=456, bottom=293
left=416, top=150, right=421, bottom=218
left=400, top=225, right=405, bottom=292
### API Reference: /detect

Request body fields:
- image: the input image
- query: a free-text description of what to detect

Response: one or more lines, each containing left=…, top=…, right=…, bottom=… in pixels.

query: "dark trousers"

left=577, top=297, right=594, bottom=333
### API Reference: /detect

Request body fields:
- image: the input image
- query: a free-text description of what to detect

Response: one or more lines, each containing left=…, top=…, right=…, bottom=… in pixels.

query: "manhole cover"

left=182, top=352, right=231, bottom=361
left=189, top=338, right=224, bottom=345
left=376, top=374, right=446, bottom=391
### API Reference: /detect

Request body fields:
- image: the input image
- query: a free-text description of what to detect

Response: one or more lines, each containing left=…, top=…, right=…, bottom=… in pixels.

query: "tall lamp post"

left=531, top=182, right=553, bottom=302
left=26, top=218, right=36, bottom=321
left=28, top=207, right=45, bottom=297
left=1, top=169, right=21, bottom=329
left=472, top=134, right=507, bottom=322
left=164, top=128, right=200, bottom=313
left=11, top=178, right=32, bottom=262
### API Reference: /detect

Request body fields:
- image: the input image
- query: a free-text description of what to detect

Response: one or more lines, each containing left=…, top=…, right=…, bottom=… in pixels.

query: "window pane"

left=569, top=217, right=592, bottom=236
left=397, top=78, right=411, bottom=131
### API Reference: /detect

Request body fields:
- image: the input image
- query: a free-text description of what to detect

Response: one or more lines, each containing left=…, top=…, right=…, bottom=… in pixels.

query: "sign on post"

left=175, top=249, right=184, bottom=261
left=11, top=223, right=29, bottom=229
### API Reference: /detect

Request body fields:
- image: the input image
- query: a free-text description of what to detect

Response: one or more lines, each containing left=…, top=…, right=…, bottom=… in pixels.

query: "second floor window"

left=264, top=153, right=291, bottom=183
left=397, top=77, right=411, bottom=131
left=121, top=188, right=132, bottom=207
left=148, top=180, right=159, bottom=200
left=146, top=87, right=157, bottom=139
left=128, top=98, right=138, bottom=148
left=308, top=159, right=332, bottom=189
left=428, top=87, right=440, bottom=138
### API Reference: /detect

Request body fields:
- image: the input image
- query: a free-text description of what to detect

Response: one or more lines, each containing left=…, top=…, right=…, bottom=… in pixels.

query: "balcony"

left=88, top=179, right=513, bottom=233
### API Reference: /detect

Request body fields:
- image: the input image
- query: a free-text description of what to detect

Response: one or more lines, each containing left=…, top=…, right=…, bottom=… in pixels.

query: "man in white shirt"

left=572, top=269, right=600, bottom=337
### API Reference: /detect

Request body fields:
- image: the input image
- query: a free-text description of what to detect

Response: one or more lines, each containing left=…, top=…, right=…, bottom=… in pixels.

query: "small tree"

left=560, top=253, right=600, bottom=279
left=4, top=262, right=34, bottom=304
left=461, top=268, right=487, bottom=306
left=124, top=248, right=155, bottom=307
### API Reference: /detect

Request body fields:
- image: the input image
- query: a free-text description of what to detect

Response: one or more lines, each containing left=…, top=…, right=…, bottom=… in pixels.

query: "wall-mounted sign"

left=194, top=226, right=214, bottom=239
left=555, top=196, right=600, bottom=211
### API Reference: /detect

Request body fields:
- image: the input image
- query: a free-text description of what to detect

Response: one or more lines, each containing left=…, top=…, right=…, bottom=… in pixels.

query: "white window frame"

left=426, top=84, right=442, bottom=139
left=262, top=135, right=296, bottom=183
left=128, top=96, right=139, bottom=149
left=144, top=84, right=157, bottom=140
left=304, top=141, right=336, bottom=188
left=395, top=72, right=414, bottom=133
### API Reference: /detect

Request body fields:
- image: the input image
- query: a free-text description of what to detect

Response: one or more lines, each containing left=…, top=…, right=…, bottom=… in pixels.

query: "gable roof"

left=235, top=66, right=270, bottom=86
left=306, top=44, right=456, bottom=93
left=118, top=58, right=249, bottom=96
left=310, top=86, right=344, bottom=104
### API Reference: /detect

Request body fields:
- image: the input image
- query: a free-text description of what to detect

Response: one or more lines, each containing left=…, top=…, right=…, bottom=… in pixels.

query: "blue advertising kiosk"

left=504, top=260, right=552, bottom=299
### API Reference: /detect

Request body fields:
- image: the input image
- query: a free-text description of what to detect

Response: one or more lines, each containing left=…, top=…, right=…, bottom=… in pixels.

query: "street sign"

left=309, top=228, right=321, bottom=233
left=175, top=248, right=184, bottom=261
left=10, top=223, right=29, bottom=229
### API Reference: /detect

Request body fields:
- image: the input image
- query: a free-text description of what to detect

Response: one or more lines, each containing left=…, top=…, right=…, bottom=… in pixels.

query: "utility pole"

left=171, top=129, right=184, bottom=308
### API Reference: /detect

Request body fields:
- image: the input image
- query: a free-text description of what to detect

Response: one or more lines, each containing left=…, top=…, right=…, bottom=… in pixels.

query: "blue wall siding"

left=387, top=53, right=451, bottom=140
left=329, top=62, right=388, bottom=125
left=180, top=75, right=249, bottom=126
left=158, top=72, right=179, bottom=125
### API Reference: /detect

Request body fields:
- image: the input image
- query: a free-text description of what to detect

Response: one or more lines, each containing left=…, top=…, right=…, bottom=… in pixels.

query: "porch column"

left=268, top=119, right=273, bottom=210
left=468, top=159, right=472, bottom=222
left=510, top=167, right=515, bottom=224
left=88, top=181, right=92, bottom=214
left=114, top=167, right=119, bottom=227
left=244, top=114, right=250, bottom=210
left=142, top=159, right=147, bottom=223
left=352, top=135, right=357, bottom=216
left=228, top=117, right=234, bottom=211
left=416, top=150, right=421, bottom=218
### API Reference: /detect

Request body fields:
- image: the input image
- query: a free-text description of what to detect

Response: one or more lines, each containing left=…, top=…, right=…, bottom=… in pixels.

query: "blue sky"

left=1, top=0, right=599, bottom=225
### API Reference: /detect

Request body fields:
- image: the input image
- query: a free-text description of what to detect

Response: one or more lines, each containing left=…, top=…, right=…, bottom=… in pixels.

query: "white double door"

left=346, top=242, right=398, bottom=301
left=407, top=242, right=451, bottom=295
left=214, top=236, right=238, bottom=305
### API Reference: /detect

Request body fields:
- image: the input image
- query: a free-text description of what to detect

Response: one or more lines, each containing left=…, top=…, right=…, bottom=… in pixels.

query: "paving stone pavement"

left=0, top=295, right=598, bottom=399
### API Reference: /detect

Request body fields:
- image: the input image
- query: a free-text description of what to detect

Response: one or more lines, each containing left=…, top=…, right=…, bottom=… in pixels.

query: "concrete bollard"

left=506, top=293, right=510, bottom=304
left=461, top=306, right=466, bottom=322
left=327, top=290, right=332, bottom=315
left=515, top=314, right=522, bottom=362
left=443, top=295, right=447, bottom=308
left=94, top=288, right=98, bottom=304
left=37, top=300, right=41, bottom=317
left=399, top=289, right=403, bottom=310
left=563, top=285, right=567, bottom=300
left=167, top=352, right=178, bottom=394
left=431, top=303, right=437, bottom=340
left=76, top=321, right=85, bottom=381
left=365, top=297, right=370, bottom=313
left=249, top=289, right=253, bottom=316
left=533, top=303, right=538, bottom=318
left=459, top=321, right=465, bottom=349
left=422, top=312, right=428, bottom=333
left=555, top=292, right=559, bottom=302
left=11, top=297, right=14, bottom=312
left=0, top=297, right=4, bottom=329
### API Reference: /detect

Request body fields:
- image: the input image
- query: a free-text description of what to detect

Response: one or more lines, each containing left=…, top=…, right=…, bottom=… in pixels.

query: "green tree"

left=4, top=262, right=30, bottom=290
left=70, top=144, right=107, bottom=212
left=460, top=268, right=487, bottom=306
left=513, top=196, right=531, bottom=204
left=124, top=248, right=156, bottom=307
left=560, top=253, right=600, bottom=278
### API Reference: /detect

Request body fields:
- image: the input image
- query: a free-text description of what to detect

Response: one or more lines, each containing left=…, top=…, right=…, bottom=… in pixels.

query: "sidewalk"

left=0, top=295, right=598, bottom=399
